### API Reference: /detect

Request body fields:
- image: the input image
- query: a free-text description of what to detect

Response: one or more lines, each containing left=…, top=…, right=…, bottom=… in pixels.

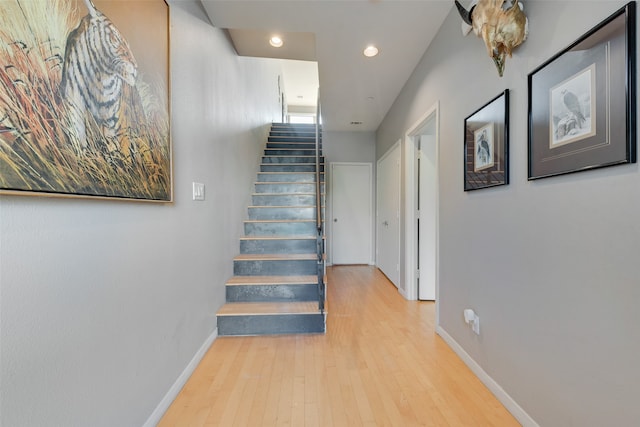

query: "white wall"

left=377, top=2, right=640, bottom=425
left=323, top=130, right=376, bottom=164
left=0, top=2, right=282, bottom=425
left=323, top=131, right=376, bottom=264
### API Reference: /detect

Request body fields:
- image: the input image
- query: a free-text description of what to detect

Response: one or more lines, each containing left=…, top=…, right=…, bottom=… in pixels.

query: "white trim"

left=143, top=328, right=218, bottom=427
left=403, top=102, right=440, bottom=325
left=436, top=326, right=539, bottom=427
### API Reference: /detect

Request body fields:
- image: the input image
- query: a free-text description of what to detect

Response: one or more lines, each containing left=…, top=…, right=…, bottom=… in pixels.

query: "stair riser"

left=262, top=156, right=323, bottom=164
left=233, top=259, right=317, bottom=276
left=252, top=194, right=316, bottom=206
left=257, top=173, right=324, bottom=183
left=260, top=164, right=324, bottom=172
left=269, top=131, right=318, bottom=137
left=240, top=238, right=316, bottom=254
left=270, top=125, right=320, bottom=133
left=268, top=136, right=317, bottom=143
left=265, top=149, right=318, bottom=156
left=244, top=222, right=318, bottom=236
left=218, top=313, right=325, bottom=336
left=255, top=183, right=324, bottom=193
left=266, top=143, right=319, bottom=149
left=248, top=206, right=321, bottom=220
left=226, top=284, right=318, bottom=302
left=271, top=123, right=318, bottom=127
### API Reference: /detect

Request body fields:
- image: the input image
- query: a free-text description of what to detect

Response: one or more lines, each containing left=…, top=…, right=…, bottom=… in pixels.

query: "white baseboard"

left=143, top=328, right=218, bottom=427
left=436, top=326, right=539, bottom=427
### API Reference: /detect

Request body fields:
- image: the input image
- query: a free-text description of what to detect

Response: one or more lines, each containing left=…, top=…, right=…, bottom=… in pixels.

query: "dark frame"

left=464, top=90, right=510, bottom=191
left=528, top=2, right=636, bottom=180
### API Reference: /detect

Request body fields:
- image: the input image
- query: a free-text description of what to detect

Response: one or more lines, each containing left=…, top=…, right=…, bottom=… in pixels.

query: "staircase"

left=216, top=123, right=326, bottom=336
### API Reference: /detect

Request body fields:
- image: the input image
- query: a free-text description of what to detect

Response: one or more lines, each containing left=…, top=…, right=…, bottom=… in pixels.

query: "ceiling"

left=199, top=0, right=453, bottom=132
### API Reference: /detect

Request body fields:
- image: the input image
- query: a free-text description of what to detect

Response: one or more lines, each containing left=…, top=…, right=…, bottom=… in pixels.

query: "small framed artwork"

left=0, top=0, right=172, bottom=201
left=464, top=90, right=509, bottom=191
left=528, top=2, right=636, bottom=180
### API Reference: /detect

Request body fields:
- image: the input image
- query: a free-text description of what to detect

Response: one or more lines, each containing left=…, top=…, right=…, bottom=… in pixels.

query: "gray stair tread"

left=255, top=181, right=323, bottom=184
left=239, top=235, right=318, bottom=241
left=226, top=275, right=318, bottom=285
left=234, top=253, right=316, bottom=261
left=258, top=172, right=324, bottom=175
left=217, top=301, right=319, bottom=316
left=244, top=219, right=317, bottom=223
left=248, top=205, right=322, bottom=208
left=253, top=192, right=316, bottom=196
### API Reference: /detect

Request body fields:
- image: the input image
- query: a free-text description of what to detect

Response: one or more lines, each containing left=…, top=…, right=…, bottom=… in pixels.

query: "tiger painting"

left=0, top=0, right=170, bottom=200
left=60, top=0, right=138, bottom=151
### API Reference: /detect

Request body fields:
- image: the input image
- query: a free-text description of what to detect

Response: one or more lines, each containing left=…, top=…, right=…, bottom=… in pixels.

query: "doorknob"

left=382, top=220, right=389, bottom=226
left=334, top=218, right=338, bottom=222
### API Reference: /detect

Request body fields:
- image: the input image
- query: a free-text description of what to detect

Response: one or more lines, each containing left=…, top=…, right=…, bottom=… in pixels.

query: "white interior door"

left=418, top=135, right=436, bottom=300
left=330, top=163, right=372, bottom=265
left=404, top=103, right=439, bottom=303
left=376, top=142, right=401, bottom=288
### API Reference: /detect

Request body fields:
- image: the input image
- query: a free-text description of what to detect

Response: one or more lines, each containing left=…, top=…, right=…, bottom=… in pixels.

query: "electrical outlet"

left=472, top=315, right=480, bottom=335
left=464, top=309, right=480, bottom=335
left=192, top=182, right=205, bottom=201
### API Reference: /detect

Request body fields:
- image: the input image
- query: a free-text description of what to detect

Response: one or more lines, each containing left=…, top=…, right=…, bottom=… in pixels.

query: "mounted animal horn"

left=455, top=0, right=474, bottom=26
left=454, top=0, right=528, bottom=77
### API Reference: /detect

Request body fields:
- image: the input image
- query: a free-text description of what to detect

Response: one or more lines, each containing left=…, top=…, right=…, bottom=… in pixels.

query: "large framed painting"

left=528, top=2, right=636, bottom=180
left=464, top=90, right=509, bottom=191
left=0, top=0, right=172, bottom=201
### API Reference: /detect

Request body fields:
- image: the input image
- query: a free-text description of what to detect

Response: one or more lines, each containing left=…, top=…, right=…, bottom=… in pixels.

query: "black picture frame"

left=528, top=2, right=636, bottom=180
left=464, top=90, right=510, bottom=191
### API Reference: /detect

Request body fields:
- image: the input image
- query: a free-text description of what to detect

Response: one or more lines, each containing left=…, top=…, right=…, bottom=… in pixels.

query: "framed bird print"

left=528, top=2, right=636, bottom=180
left=464, top=90, right=509, bottom=191
left=0, top=0, right=172, bottom=201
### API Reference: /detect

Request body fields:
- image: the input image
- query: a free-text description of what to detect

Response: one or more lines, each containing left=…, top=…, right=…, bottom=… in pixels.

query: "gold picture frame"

left=0, top=0, right=172, bottom=201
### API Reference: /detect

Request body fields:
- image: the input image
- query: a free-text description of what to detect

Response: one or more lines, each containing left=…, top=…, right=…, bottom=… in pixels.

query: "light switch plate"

left=193, top=182, right=205, bottom=201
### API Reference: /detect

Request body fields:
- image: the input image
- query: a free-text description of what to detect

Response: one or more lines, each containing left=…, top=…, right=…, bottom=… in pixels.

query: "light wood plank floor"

left=158, top=266, right=519, bottom=426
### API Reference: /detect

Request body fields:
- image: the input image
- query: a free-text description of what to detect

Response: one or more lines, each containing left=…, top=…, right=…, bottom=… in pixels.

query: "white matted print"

left=474, top=123, right=494, bottom=171
left=550, top=64, right=597, bottom=148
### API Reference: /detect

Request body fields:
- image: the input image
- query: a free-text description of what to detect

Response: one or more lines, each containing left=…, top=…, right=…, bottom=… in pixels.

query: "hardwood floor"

left=158, top=266, right=519, bottom=426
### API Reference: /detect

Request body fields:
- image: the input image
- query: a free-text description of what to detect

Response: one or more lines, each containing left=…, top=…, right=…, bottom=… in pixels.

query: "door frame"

left=329, top=162, right=374, bottom=266
left=376, top=139, right=402, bottom=288
left=404, top=102, right=440, bottom=309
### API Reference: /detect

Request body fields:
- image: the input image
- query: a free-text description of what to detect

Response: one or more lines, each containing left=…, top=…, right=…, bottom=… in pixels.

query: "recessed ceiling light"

left=269, top=36, right=284, bottom=48
left=363, top=45, right=379, bottom=57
